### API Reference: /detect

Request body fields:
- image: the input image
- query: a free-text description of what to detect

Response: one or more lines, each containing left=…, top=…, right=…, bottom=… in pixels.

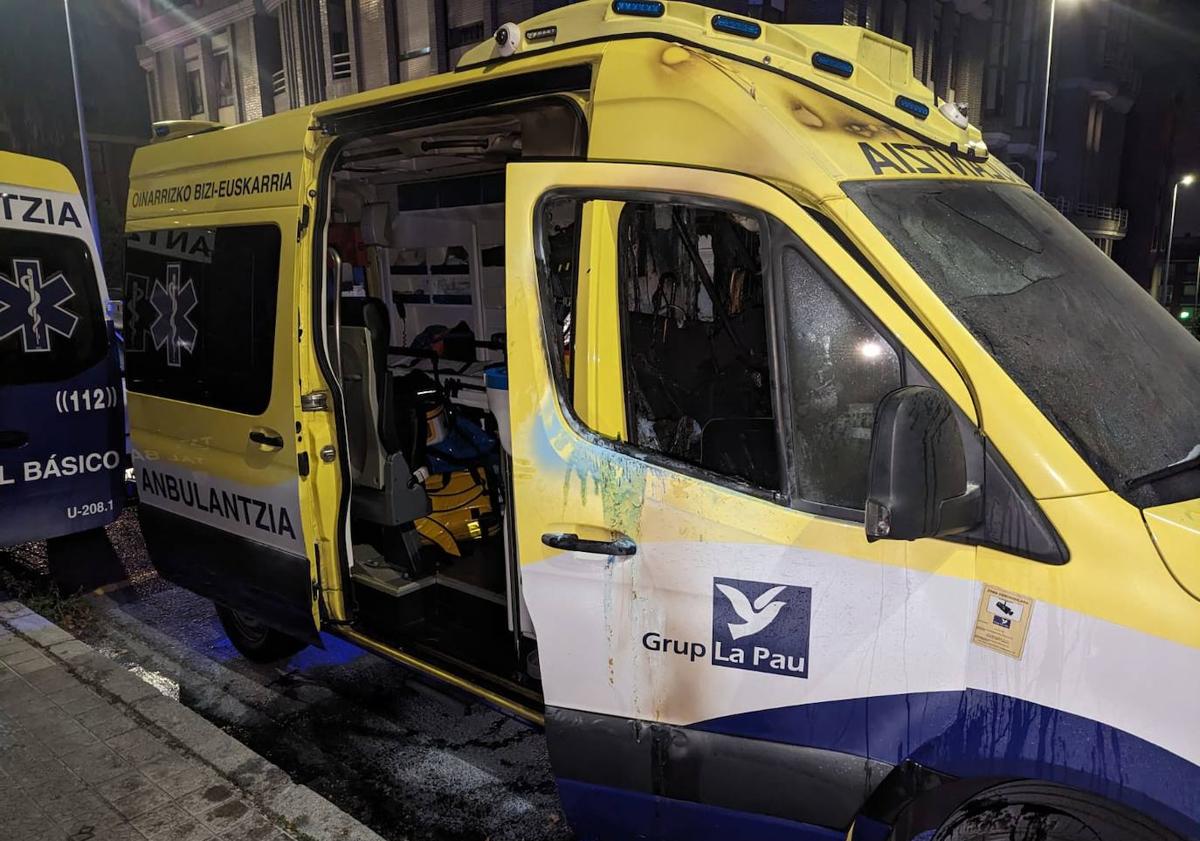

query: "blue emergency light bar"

left=812, top=52, right=854, bottom=78
left=711, top=15, right=762, bottom=39
left=895, top=95, right=931, bottom=120
left=612, top=0, right=665, bottom=17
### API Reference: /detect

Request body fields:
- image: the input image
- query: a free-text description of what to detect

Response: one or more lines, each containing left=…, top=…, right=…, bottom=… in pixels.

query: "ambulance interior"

left=321, top=98, right=584, bottom=697
left=324, top=97, right=773, bottom=698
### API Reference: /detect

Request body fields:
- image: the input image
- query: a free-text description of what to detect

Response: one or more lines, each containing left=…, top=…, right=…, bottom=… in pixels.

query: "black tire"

left=933, top=782, right=1179, bottom=841
left=46, top=526, right=125, bottom=593
left=215, top=604, right=307, bottom=663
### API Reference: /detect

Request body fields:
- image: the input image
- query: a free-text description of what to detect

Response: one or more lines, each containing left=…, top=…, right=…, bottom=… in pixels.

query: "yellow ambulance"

left=124, top=3, right=1200, bottom=839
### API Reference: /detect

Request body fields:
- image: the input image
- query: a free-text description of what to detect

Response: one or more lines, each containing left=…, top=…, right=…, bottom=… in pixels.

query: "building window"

left=882, top=0, right=907, bottom=42
left=929, top=1, right=944, bottom=92
left=984, top=0, right=1011, bottom=117
left=215, top=52, right=235, bottom=109
left=125, top=226, right=283, bottom=415
left=327, top=0, right=352, bottom=79
left=187, top=68, right=204, bottom=116
left=328, top=0, right=350, bottom=55
left=394, top=0, right=432, bottom=81
left=255, top=11, right=284, bottom=113
left=447, top=21, right=485, bottom=50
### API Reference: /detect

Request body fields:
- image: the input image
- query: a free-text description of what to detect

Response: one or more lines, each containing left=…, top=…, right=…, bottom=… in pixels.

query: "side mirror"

left=865, top=386, right=982, bottom=542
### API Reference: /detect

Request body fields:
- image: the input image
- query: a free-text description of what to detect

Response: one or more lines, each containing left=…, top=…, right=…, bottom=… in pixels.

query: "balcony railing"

left=1045, top=195, right=1129, bottom=235
left=271, top=68, right=286, bottom=98
left=331, top=51, right=352, bottom=81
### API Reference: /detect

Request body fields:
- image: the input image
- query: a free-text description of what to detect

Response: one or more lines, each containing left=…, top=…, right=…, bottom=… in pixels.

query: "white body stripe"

left=132, top=450, right=305, bottom=556
left=522, top=541, right=1200, bottom=766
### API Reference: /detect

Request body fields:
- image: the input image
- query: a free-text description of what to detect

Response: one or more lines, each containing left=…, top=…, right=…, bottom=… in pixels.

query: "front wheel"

left=933, top=783, right=1179, bottom=841
left=215, top=604, right=306, bottom=663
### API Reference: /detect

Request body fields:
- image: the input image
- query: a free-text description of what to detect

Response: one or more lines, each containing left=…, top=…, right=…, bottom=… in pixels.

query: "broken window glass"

left=617, top=203, right=780, bottom=491
left=780, top=244, right=901, bottom=510
left=850, top=179, right=1200, bottom=507
left=537, top=197, right=580, bottom=399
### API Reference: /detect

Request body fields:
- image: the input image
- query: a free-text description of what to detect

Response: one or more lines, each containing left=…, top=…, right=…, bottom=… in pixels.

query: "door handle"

left=541, top=532, right=637, bottom=557
left=0, top=430, right=28, bottom=449
left=249, top=429, right=285, bottom=450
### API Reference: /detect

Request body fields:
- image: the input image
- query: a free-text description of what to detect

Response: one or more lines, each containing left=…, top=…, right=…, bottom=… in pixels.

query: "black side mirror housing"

left=865, top=386, right=982, bottom=542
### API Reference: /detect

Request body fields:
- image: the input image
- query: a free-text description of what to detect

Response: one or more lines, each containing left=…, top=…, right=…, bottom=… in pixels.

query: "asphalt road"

left=3, top=510, right=573, bottom=841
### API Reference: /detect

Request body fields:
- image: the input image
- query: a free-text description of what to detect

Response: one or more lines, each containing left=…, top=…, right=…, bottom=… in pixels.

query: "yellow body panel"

left=125, top=205, right=322, bottom=627
left=0, top=151, right=83, bottom=195
left=573, top=201, right=627, bottom=439
left=1145, top=497, right=1200, bottom=600
left=983, top=493, right=1200, bottom=648
left=123, top=3, right=1198, bottom=636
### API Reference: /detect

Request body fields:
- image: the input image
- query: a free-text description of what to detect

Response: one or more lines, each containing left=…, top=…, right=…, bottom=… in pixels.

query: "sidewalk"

left=0, top=598, right=390, bottom=841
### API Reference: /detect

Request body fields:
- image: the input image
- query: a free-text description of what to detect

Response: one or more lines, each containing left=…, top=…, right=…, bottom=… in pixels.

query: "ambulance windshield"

left=848, top=179, right=1200, bottom=507
left=0, top=228, right=107, bottom=386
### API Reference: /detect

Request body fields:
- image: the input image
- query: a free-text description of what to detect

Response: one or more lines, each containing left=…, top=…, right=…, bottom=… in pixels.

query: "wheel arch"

left=855, top=764, right=1194, bottom=841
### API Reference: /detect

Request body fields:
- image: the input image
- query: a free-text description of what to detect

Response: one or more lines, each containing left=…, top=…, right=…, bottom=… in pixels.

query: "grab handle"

left=249, top=429, right=285, bottom=450
left=541, top=532, right=637, bottom=557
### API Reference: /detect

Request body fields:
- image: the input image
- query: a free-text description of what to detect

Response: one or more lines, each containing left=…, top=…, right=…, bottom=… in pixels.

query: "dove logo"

left=715, top=583, right=787, bottom=640
left=711, top=577, right=811, bottom=678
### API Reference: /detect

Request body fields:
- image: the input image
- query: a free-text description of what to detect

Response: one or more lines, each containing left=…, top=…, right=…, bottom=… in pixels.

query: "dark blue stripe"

left=0, top=343, right=125, bottom=547
left=693, top=689, right=1200, bottom=839
left=556, top=778, right=844, bottom=841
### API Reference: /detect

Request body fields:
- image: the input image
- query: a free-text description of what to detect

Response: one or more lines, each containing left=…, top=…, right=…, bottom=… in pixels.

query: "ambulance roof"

left=0, top=151, right=82, bottom=196
left=130, top=0, right=996, bottom=216
left=452, top=0, right=983, bottom=154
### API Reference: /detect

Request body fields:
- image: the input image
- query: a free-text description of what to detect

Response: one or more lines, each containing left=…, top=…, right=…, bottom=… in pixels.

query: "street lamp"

left=1034, top=0, right=1059, bottom=192
left=1162, top=173, right=1195, bottom=304
left=63, top=0, right=101, bottom=253
left=1036, top=0, right=1084, bottom=193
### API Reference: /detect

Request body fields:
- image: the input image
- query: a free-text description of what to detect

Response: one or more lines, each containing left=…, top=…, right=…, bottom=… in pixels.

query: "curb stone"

left=0, top=599, right=392, bottom=841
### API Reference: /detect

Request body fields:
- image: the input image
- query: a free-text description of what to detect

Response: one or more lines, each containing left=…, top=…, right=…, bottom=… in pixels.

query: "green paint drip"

left=539, top=394, right=647, bottom=537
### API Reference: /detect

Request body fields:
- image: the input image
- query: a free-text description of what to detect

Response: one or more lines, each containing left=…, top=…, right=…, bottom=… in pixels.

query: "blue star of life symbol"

left=149, top=263, right=198, bottom=367
left=0, top=258, right=79, bottom=353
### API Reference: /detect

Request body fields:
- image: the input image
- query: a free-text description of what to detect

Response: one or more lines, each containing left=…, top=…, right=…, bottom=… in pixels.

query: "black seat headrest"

left=342, top=296, right=391, bottom=346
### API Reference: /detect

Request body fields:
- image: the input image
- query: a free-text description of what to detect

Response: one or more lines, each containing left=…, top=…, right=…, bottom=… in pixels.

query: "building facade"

left=136, top=0, right=564, bottom=125
left=0, top=0, right=150, bottom=292
left=136, top=0, right=991, bottom=129
left=1113, top=2, right=1200, bottom=293
left=975, top=0, right=1143, bottom=256
left=1160, top=235, right=1200, bottom=333
left=137, top=0, right=1199, bottom=282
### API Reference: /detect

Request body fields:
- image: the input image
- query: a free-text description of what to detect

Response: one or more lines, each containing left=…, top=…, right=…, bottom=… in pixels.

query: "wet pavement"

left=2, top=511, right=573, bottom=841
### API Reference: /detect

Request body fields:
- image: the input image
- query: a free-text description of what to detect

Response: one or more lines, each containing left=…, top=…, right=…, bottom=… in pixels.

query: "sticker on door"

left=972, top=584, right=1034, bottom=659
